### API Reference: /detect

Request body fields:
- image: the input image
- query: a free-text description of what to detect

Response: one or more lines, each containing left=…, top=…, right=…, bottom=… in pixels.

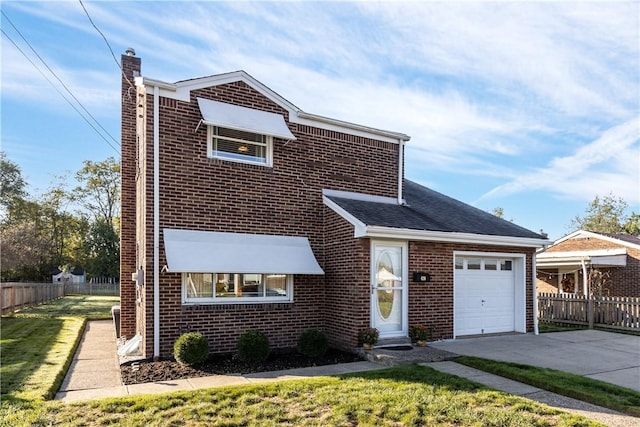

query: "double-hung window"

left=183, top=272, right=292, bottom=303
left=208, top=126, right=272, bottom=166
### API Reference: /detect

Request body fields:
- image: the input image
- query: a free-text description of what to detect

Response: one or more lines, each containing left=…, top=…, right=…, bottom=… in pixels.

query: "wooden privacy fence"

left=538, top=292, right=640, bottom=332
left=1, top=282, right=65, bottom=315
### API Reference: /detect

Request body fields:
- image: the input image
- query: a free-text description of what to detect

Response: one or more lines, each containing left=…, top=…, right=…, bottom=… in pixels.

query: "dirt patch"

left=121, top=349, right=363, bottom=385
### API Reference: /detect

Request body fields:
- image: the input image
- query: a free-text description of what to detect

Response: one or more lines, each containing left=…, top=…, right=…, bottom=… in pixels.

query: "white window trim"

left=207, top=125, right=273, bottom=167
left=182, top=273, right=293, bottom=304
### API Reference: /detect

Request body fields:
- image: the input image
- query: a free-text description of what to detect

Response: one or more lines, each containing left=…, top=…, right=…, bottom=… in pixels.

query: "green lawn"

left=0, top=297, right=610, bottom=426
left=456, top=356, right=640, bottom=417
left=3, top=365, right=603, bottom=427
left=0, top=295, right=118, bottom=403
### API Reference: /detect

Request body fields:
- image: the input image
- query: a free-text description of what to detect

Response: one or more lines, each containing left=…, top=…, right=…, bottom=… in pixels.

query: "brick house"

left=120, top=50, right=548, bottom=359
left=537, top=230, right=640, bottom=297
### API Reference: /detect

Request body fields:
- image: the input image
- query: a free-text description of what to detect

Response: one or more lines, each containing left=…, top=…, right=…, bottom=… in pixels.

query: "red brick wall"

left=323, top=208, right=371, bottom=350
left=322, top=208, right=537, bottom=349
left=133, top=80, right=402, bottom=357
left=408, top=242, right=537, bottom=338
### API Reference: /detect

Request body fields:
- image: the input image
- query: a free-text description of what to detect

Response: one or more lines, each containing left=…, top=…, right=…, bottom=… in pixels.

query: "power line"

left=1, top=10, right=120, bottom=148
left=1, top=28, right=120, bottom=155
left=78, top=0, right=134, bottom=92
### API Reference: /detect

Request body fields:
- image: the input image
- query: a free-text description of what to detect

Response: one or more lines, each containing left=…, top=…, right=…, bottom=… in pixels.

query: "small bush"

left=358, top=327, right=379, bottom=345
left=410, top=325, right=430, bottom=342
left=173, top=332, right=209, bottom=366
left=236, top=330, right=270, bottom=362
left=297, top=329, right=329, bottom=357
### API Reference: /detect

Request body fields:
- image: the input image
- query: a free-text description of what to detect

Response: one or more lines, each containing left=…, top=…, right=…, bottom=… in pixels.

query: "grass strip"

left=1, top=295, right=118, bottom=403
left=456, top=356, right=640, bottom=417
left=1, top=365, right=603, bottom=426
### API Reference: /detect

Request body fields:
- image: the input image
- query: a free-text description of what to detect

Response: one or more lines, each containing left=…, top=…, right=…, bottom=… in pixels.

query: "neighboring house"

left=120, top=49, right=548, bottom=359
left=52, top=267, right=86, bottom=284
left=536, top=230, right=640, bottom=297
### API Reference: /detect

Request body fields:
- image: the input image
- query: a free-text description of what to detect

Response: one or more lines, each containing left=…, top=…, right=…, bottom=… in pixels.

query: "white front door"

left=371, top=242, right=407, bottom=338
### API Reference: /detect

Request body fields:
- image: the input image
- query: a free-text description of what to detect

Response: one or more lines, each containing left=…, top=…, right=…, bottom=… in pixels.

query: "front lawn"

left=457, top=356, right=640, bottom=417
left=0, top=295, right=118, bottom=403
left=0, top=296, right=608, bottom=426
left=5, top=365, right=602, bottom=426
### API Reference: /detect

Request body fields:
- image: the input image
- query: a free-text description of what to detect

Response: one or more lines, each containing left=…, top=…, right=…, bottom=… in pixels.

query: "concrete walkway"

left=56, top=320, right=122, bottom=400
left=429, top=330, right=640, bottom=392
left=424, top=361, right=638, bottom=427
left=55, top=322, right=638, bottom=426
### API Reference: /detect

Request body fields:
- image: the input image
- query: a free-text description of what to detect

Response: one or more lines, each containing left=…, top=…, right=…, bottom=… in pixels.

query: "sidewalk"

left=56, top=322, right=638, bottom=427
left=423, top=361, right=638, bottom=427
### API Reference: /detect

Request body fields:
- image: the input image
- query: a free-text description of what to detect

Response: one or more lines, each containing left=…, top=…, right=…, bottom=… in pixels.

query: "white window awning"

left=163, top=229, right=323, bottom=274
left=196, top=97, right=296, bottom=140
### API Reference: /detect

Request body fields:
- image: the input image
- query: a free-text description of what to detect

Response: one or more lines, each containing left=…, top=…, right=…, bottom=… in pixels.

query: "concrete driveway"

left=429, top=329, right=640, bottom=392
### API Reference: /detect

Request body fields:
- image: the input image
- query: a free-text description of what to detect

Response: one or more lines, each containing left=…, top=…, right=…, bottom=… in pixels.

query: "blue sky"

left=1, top=1, right=638, bottom=240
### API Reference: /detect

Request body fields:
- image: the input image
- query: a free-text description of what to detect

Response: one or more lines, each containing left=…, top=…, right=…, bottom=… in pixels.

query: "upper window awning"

left=163, top=229, right=323, bottom=274
left=196, top=97, right=296, bottom=140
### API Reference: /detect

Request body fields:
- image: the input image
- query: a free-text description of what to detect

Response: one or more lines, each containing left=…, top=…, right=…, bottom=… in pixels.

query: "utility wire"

left=78, top=0, right=135, bottom=92
left=1, top=28, right=120, bottom=155
left=1, top=10, right=120, bottom=148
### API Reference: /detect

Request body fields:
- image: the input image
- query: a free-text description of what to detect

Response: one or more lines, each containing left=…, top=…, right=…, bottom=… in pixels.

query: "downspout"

left=397, top=139, right=404, bottom=205
left=533, top=254, right=538, bottom=335
left=153, top=85, right=160, bottom=359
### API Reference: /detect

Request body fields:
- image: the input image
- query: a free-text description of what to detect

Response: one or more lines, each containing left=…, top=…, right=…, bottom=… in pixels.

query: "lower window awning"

left=163, top=229, right=324, bottom=274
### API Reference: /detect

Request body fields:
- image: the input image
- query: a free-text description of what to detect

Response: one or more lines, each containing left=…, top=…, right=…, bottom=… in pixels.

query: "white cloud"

left=478, top=118, right=640, bottom=203
left=2, top=1, right=638, bottom=207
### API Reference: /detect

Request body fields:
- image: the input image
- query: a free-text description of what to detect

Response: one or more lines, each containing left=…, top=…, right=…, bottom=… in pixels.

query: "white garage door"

left=455, top=257, right=516, bottom=336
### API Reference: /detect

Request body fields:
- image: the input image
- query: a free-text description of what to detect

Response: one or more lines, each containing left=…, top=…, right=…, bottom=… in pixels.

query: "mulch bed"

left=121, top=349, right=363, bottom=385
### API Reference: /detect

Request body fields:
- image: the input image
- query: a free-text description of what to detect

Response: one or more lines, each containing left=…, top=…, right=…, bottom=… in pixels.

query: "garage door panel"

left=455, top=257, right=516, bottom=337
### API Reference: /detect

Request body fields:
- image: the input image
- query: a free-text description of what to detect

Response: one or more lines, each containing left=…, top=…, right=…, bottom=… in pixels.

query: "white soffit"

left=196, top=97, right=295, bottom=140
left=537, top=248, right=627, bottom=267
left=163, top=229, right=323, bottom=274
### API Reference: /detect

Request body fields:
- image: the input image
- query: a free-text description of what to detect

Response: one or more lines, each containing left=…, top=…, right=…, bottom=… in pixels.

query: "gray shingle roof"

left=326, top=179, right=544, bottom=239
left=597, top=233, right=640, bottom=246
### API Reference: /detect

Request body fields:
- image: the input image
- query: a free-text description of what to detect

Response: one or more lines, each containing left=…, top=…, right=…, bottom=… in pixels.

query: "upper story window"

left=208, top=126, right=273, bottom=166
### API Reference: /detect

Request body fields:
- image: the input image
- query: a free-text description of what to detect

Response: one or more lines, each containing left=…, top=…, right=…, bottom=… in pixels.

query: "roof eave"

left=357, top=226, right=549, bottom=248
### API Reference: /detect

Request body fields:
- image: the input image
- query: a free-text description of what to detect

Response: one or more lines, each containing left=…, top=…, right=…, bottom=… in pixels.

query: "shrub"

left=358, top=327, right=379, bottom=345
left=236, top=330, right=270, bottom=362
left=410, top=325, right=430, bottom=342
left=297, top=329, right=329, bottom=357
left=173, top=332, right=209, bottom=366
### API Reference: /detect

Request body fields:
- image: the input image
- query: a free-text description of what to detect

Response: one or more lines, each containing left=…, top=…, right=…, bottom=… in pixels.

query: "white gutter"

left=397, top=139, right=404, bottom=205
left=533, top=253, right=539, bottom=335
left=357, top=225, right=550, bottom=248
left=153, top=85, right=160, bottom=359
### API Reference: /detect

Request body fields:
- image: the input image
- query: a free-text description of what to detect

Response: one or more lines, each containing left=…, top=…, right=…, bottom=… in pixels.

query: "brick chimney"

left=120, top=49, right=141, bottom=338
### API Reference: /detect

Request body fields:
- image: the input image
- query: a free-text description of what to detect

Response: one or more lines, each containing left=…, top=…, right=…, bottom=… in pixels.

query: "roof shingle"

left=326, top=179, right=544, bottom=239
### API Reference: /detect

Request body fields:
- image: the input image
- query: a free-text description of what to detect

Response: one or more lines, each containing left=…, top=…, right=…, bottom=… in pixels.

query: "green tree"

left=73, top=157, right=120, bottom=224
left=0, top=152, right=27, bottom=219
left=83, top=218, right=119, bottom=278
left=570, top=194, right=638, bottom=234
left=623, top=212, right=640, bottom=235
